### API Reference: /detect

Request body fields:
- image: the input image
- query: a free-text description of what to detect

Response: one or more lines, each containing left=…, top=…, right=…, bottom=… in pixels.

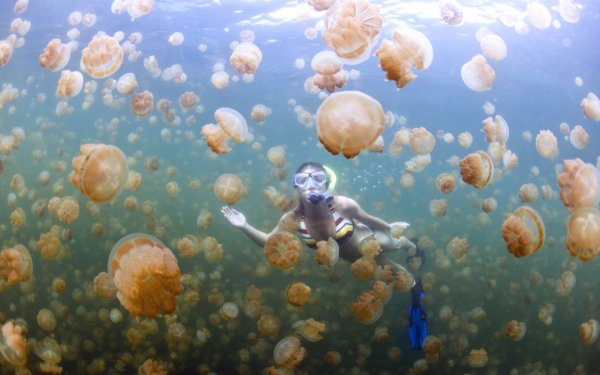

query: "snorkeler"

left=408, top=278, right=427, bottom=351
left=221, top=161, right=417, bottom=272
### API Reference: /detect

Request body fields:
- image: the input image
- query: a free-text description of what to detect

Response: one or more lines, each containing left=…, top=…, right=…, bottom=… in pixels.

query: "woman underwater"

left=221, top=161, right=418, bottom=280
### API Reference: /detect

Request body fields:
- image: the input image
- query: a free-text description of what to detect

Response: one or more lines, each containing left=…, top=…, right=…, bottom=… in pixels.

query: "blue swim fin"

left=408, top=279, right=427, bottom=350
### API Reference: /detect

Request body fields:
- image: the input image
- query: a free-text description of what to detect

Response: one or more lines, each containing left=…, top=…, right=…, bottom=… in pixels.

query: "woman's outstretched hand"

left=221, top=206, right=247, bottom=228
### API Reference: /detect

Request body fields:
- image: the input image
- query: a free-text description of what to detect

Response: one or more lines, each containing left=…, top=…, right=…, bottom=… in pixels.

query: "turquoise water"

left=0, top=0, right=599, bottom=373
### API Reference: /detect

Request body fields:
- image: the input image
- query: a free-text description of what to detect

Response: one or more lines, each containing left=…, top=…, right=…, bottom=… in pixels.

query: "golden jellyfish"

left=177, top=235, right=200, bottom=258
left=202, top=107, right=248, bottom=153
left=273, top=336, right=306, bottom=369
left=458, top=131, right=473, bottom=148
left=311, top=50, right=347, bottom=93
left=466, top=348, right=488, bottom=367
left=80, top=35, right=123, bottom=78
left=0, top=321, right=27, bottom=367
left=286, top=282, right=311, bottom=307
left=57, top=196, right=79, bottom=224
left=202, top=236, right=224, bottom=263
left=56, top=70, right=84, bottom=98
left=459, top=151, right=494, bottom=189
left=526, top=2, right=552, bottom=30
left=213, top=173, right=244, bottom=205
left=461, top=54, right=495, bottom=92
left=316, top=91, right=385, bottom=159
left=116, top=73, right=138, bottom=95
left=108, top=233, right=183, bottom=318
left=480, top=33, right=507, bottom=61
left=36, top=226, right=65, bottom=260
left=409, top=127, right=435, bottom=155
left=178, top=91, right=198, bottom=110
left=579, top=319, right=599, bottom=345
left=9, top=207, right=26, bottom=229
left=436, top=173, right=456, bottom=194
left=446, top=236, right=468, bottom=263
left=351, top=256, right=377, bottom=281
left=37, top=308, right=57, bottom=332
left=504, top=320, right=527, bottom=341
left=423, top=335, right=443, bottom=364
left=230, top=42, right=262, bottom=74
left=482, top=115, right=509, bottom=144
left=501, top=206, right=545, bottom=258
left=267, top=145, right=286, bottom=166
left=131, top=90, right=153, bottom=116
left=481, top=197, right=497, bottom=213
left=325, top=351, right=342, bottom=366
left=315, top=237, right=339, bottom=267
left=264, top=231, right=302, bottom=269
left=557, top=159, right=600, bottom=210
left=352, top=291, right=384, bottom=324
left=518, top=183, right=538, bottom=203
left=566, top=207, right=600, bottom=261
left=0, top=39, right=14, bottom=68
left=52, top=277, right=66, bottom=294
left=439, top=1, right=463, bottom=25
left=211, top=70, right=229, bottom=89
left=219, top=302, right=239, bottom=321
left=0, top=244, right=32, bottom=286
left=70, top=144, right=129, bottom=203
left=359, top=235, right=381, bottom=258
left=375, top=27, right=433, bottom=88
left=39, top=38, right=71, bottom=72
left=371, top=280, right=392, bottom=305
left=535, top=130, right=558, bottom=158
left=322, top=0, right=382, bottom=64
left=293, top=318, right=326, bottom=342
left=93, top=272, right=116, bottom=300
left=306, top=0, right=336, bottom=11
left=382, top=264, right=415, bottom=292
left=127, top=0, right=155, bottom=18
left=258, top=314, right=280, bottom=337
left=250, top=104, right=271, bottom=124
left=429, top=199, right=447, bottom=217
left=581, top=92, right=600, bottom=121
left=569, top=125, right=589, bottom=149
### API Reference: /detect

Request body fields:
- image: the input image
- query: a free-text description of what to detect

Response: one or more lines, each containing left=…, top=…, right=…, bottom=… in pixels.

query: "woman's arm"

left=335, top=196, right=392, bottom=232
left=221, top=207, right=294, bottom=248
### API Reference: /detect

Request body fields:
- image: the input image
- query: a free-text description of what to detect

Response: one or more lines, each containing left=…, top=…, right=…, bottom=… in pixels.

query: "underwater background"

left=0, top=0, right=600, bottom=373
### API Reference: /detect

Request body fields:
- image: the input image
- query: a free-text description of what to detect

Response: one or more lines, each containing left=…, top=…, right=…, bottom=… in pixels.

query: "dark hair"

left=294, top=162, right=329, bottom=188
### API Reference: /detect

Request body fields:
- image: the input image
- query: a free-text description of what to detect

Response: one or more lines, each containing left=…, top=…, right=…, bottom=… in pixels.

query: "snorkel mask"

left=294, top=165, right=336, bottom=204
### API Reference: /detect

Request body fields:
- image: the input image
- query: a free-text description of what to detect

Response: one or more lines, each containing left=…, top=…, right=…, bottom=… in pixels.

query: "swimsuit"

left=298, top=201, right=354, bottom=248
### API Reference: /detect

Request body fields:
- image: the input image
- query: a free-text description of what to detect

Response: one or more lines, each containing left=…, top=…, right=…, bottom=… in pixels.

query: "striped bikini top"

left=298, top=200, right=354, bottom=248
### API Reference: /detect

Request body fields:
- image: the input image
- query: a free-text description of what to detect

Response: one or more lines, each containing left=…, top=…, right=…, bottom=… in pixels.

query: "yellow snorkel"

left=323, top=164, right=337, bottom=191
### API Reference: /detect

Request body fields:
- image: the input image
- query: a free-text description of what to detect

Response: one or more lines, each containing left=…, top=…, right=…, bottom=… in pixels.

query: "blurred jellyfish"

left=581, top=92, right=600, bottom=121
left=352, top=291, right=384, bottom=324
left=518, top=183, right=538, bottom=203
left=461, top=54, right=495, bottom=92
left=501, top=206, right=545, bottom=258
left=0, top=244, right=32, bottom=286
left=202, top=107, right=248, bottom=154
left=459, top=151, right=494, bottom=189
left=316, top=91, right=385, bottom=159
left=293, top=318, right=325, bottom=342
left=579, top=319, right=599, bottom=345
left=56, top=70, right=84, bottom=98
left=230, top=42, right=262, bottom=74
left=526, top=2, right=552, bottom=29
left=80, top=35, right=123, bottom=78
left=311, top=50, right=347, bottom=93
left=557, top=159, right=600, bottom=211
left=315, top=237, right=339, bottom=267
left=466, top=348, right=488, bottom=367
left=213, top=173, right=244, bottom=205
left=480, top=33, right=507, bottom=61
left=504, top=320, right=527, bottom=341
left=257, top=314, right=280, bottom=337
left=273, top=336, right=306, bottom=369
left=439, top=1, right=463, bottom=25
left=566, top=207, right=600, bottom=261
left=39, top=39, right=71, bottom=72
left=0, top=321, right=27, bottom=366
left=263, top=231, right=302, bottom=269
left=569, top=125, right=589, bottom=149
left=535, top=130, right=558, bottom=158
left=130, top=90, right=153, bottom=116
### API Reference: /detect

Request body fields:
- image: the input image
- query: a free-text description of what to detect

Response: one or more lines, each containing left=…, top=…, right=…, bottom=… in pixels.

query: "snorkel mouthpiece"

left=308, top=193, right=324, bottom=204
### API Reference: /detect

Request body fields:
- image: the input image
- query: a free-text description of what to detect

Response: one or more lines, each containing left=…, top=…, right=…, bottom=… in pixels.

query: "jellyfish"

left=37, top=308, right=57, bottom=332
left=423, top=335, right=443, bottom=364
left=9, top=207, right=26, bottom=229
left=36, top=226, right=66, bottom=260
left=581, top=92, right=600, bottom=121
left=286, top=282, right=311, bottom=307
left=127, top=0, right=155, bottom=19
left=458, top=132, right=473, bottom=149
left=316, top=91, right=385, bottom=159
left=351, top=256, right=377, bottom=281
left=459, top=151, right=494, bottom=189
left=504, top=320, right=527, bottom=341
left=518, top=183, right=538, bottom=203
left=566, top=207, right=600, bottom=261
left=481, top=197, right=497, bottom=213
left=230, top=42, right=262, bottom=75
left=257, top=314, right=280, bottom=337
left=352, top=291, right=384, bottom=324
left=263, top=231, right=302, bottom=269
left=446, top=236, right=468, bottom=263
left=80, top=35, right=123, bottom=78
left=177, top=235, right=201, bottom=258
left=267, top=145, right=286, bottom=166
left=250, top=104, right=271, bottom=124
left=461, top=54, right=495, bottom=92
left=480, top=33, right=507, bottom=61
left=179, top=91, right=198, bottom=110
left=219, top=302, right=239, bottom=321
left=482, top=115, right=509, bottom=144
left=201, top=236, right=223, bottom=263
left=429, top=199, right=448, bottom=217
left=34, top=336, right=62, bottom=373
left=359, top=236, right=381, bottom=258
left=202, top=107, right=248, bottom=153
left=168, top=32, right=184, bottom=46
left=0, top=244, right=32, bottom=286
left=57, top=196, right=80, bottom=224
left=371, top=280, right=393, bottom=305
left=557, top=159, right=600, bottom=211
left=501, top=206, right=545, bottom=258
left=310, top=50, right=347, bottom=93
left=555, top=270, right=576, bottom=297
left=293, top=318, right=325, bottom=342
left=315, top=238, right=339, bottom=267
left=466, top=348, right=488, bottom=367
left=108, top=233, right=183, bottom=318
left=0, top=39, right=14, bottom=68
left=273, top=336, right=306, bottom=369
left=213, top=173, right=244, bottom=205
left=535, top=130, right=558, bottom=158
left=409, top=127, right=435, bottom=155
left=436, top=173, right=456, bottom=194
left=211, top=70, right=229, bottom=89
left=526, top=2, right=551, bottom=29
left=56, top=70, right=84, bottom=98
left=39, top=39, right=71, bottom=72
left=306, top=0, right=336, bottom=11
left=322, top=0, right=382, bottom=64
left=579, top=319, right=599, bottom=345
left=0, top=321, right=27, bottom=367
left=439, top=1, right=463, bottom=25
left=569, top=125, right=589, bottom=149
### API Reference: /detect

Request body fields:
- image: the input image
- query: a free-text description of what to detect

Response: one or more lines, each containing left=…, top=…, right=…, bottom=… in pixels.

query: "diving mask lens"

left=294, top=171, right=328, bottom=188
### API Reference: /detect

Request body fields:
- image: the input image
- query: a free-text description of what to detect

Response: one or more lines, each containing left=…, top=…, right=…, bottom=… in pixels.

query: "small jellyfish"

left=70, top=144, right=129, bottom=203
left=504, top=320, right=527, bottom=341
left=351, top=256, right=377, bottom=281
left=569, top=125, right=589, bottom=149
left=439, top=0, right=463, bottom=25
left=535, top=130, right=558, bottom=158
left=219, top=302, right=239, bottom=321
left=316, top=91, right=385, bottom=158
left=459, top=151, right=494, bottom=189
left=352, top=291, right=384, bottom=324
left=130, top=90, right=153, bottom=116
left=409, top=127, right=435, bottom=155
left=480, top=33, right=507, bottom=61
left=311, top=50, right=347, bottom=93
left=37, top=308, right=57, bottom=332
left=257, top=314, right=280, bottom=337
left=0, top=321, right=27, bottom=366
left=286, top=282, right=311, bottom=307
left=293, top=318, right=325, bottom=342
left=178, top=91, right=198, bottom=110
left=429, top=199, right=447, bottom=217
left=315, top=237, right=339, bottom=267
left=116, top=73, right=138, bottom=95
left=39, top=39, right=71, bottom=72
left=202, top=107, right=248, bottom=153
left=557, top=159, right=600, bottom=211
left=168, top=32, right=184, bottom=46
left=213, top=173, right=244, bottom=205
left=579, top=319, right=599, bottom=345
left=526, top=2, right=552, bottom=30
left=273, top=336, right=306, bottom=369
left=56, top=70, right=84, bottom=98
left=0, top=244, right=32, bottom=286
left=518, top=183, right=538, bottom=203
left=108, top=233, right=183, bottom=318
left=230, top=42, right=262, bottom=74
left=581, top=92, right=600, bottom=121
left=501, top=206, right=545, bottom=258
left=359, top=236, right=381, bottom=258
left=566, top=207, right=600, bottom=261
left=436, top=173, right=456, bottom=194
left=250, top=104, right=271, bottom=124
left=461, top=54, right=495, bottom=92
left=57, top=196, right=79, bottom=224
left=127, top=0, right=155, bottom=19
left=80, top=35, right=123, bottom=78
left=263, top=231, right=302, bottom=269
left=466, top=348, right=488, bottom=367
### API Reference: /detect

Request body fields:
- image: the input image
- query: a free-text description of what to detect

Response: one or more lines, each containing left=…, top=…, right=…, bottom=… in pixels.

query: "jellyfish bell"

left=409, top=127, right=435, bottom=155
left=566, top=207, right=600, bottom=261
left=213, top=173, right=244, bottom=205
left=0, top=244, right=32, bottom=286
left=504, top=320, right=527, bottom=341
left=526, top=2, right=552, bottom=30
left=580, top=319, right=599, bottom=345
left=316, top=91, right=385, bottom=159
left=557, top=159, right=600, bottom=210
left=263, top=231, right=302, bottom=269
left=466, top=348, right=488, bottom=367
left=0, top=321, right=27, bottom=367
left=108, top=233, right=183, bottom=318
left=315, top=237, right=339, bottom=267
left=230, top=42, right=262, bottom=75
left=70, top=144, right=129, bottom=203
left=439, top=0, right=463, bottom=25
left=375, top=27, right=433, bottom=88
left=273, top=336, right=306, bottom=369
left=459, top=151, right=494, bottom=189
left=39, top=39, right=71, bottom=72
left=535, top=130, right=558, bottom=158
left=461, top=54, right=495, bottom=92
left=352, top=291, right=384, bottom=324
left=480, top=33, right=507, bottom=61
left=56, top=70, right=84, bottom=98
left=501, top=206, right=545, bottom=258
